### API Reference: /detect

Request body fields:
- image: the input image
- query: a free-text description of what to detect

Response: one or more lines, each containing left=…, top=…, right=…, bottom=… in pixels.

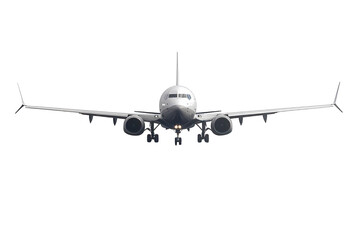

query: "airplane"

left=15, top=53, right=342, bottom=145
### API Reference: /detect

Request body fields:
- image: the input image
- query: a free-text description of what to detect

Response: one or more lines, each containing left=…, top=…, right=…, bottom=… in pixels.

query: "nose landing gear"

left=146, top=122, right=159, bottom=143
left=175, top=129, right=182, bottom=145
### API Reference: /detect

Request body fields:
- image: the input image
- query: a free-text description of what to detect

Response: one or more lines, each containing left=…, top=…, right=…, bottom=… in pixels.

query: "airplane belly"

left=161, top=105, right=195, bottom=127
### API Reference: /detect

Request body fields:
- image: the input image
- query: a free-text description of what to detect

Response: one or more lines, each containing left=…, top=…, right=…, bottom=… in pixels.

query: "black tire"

left=179, top=137, right=182, bottom=145
left=175, top=138, right=178, bottom=146
left=147, top=134, right=152, bottom=142
left=204, top=134, right=209, bottom=143
left=197, top=134, right=202, bottom=143
left=154, top=134, right=159, bottom=143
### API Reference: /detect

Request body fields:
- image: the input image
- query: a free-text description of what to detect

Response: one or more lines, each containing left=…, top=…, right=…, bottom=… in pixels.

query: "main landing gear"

left=146, top=122, right=159, bottom=143
left=196, top=122, right=210, bottom=143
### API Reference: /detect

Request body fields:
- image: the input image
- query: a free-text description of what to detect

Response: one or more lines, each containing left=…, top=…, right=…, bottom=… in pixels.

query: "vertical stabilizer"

left=176, top=52, right=179, bottom=86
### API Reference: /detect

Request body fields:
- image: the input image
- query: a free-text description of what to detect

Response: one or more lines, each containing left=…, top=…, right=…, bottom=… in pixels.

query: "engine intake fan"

left=123, top=115, right=145, bottom=136
left=211, top=115, right=233, bottom=135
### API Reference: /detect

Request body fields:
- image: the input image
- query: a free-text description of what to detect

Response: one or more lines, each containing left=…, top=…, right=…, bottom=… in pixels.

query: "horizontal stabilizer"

left=135, top=111, right=160, bottom=115
left=196, top=110, right=221, bottom=114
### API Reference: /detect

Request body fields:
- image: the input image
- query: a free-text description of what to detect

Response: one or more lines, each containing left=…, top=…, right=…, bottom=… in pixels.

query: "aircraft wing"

left=196, top=83, right=342, bottom=123
left=15, top=84, right=160, bottom=123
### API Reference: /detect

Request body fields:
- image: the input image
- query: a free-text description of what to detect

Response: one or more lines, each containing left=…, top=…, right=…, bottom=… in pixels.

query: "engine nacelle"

left=123, top=115, right=145, bottom=136
left=211, top=115, right=233, bottom=135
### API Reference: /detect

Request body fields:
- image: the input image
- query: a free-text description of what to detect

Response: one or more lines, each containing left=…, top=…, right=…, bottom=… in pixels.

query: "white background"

left=1, top=1, right=359, bottom=239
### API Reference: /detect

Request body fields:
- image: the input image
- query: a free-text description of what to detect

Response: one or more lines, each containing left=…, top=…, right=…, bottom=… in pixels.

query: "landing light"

left=174, top=125, right=182, bottom=129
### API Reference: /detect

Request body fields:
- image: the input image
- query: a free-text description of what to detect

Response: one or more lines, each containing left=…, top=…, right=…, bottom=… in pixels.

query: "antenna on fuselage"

left=176, top=52, right=179, bottom=86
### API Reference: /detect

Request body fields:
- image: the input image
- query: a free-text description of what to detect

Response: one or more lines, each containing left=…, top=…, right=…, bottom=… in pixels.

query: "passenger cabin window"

left=168, top=93, right=192, bottom=100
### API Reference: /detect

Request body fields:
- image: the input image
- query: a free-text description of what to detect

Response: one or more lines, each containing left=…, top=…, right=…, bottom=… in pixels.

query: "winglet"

left=15, top=83, right=26, bottom=114
left=333, top=82, right=343, bottom=113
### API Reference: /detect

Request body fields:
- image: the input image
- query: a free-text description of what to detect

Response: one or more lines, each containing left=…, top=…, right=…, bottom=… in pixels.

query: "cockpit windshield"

left=168, top=93, right=191, bottom=100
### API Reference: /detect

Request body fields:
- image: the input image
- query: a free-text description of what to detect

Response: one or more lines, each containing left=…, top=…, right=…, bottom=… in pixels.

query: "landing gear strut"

left=175, top=129, right=182, bottom=146
left=196, top=122, right=210, bottom=143
left=146, top=122, right=159, bottom=143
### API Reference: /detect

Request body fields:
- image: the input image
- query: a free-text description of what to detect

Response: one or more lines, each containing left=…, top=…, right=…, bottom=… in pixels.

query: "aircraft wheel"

left=154, top=134, right=159, bottom=143
left=204, top=134, right=209, bottom=143
left=179, top=137, right=182, bottom=145
left=147, top=134, right=152, bottom=142
left=197, top=134, right=202, bottom=143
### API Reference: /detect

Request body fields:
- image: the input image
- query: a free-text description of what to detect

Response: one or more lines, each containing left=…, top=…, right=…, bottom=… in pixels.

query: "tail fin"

left=176, top=52, right=179, bottom=86
left=333, top=82, right=343, bottom=113
left=15, top=83, right=26, bottom=114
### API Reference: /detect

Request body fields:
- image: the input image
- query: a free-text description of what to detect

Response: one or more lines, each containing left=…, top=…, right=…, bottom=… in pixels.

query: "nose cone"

left=161, top=105, right=195, bottom=126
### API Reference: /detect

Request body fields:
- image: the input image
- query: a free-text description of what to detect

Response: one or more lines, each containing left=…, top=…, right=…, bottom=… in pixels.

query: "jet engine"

left=211, top=115, right=233, bottom=135
left=123, top=115, right=145, bottom=136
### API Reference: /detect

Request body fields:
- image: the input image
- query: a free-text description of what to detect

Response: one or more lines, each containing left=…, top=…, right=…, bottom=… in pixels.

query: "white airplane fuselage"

left=159, top=85, right=197, bottom=129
